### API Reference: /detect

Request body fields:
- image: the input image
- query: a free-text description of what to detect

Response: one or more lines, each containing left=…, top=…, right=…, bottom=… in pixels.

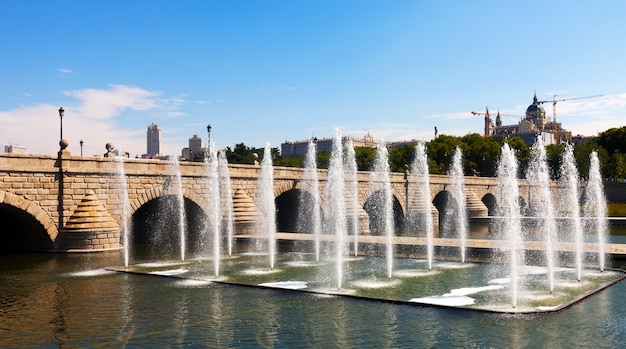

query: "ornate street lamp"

left=58, top=107, right=65, bottom=150
left=80, top=140, right=84, bottom=156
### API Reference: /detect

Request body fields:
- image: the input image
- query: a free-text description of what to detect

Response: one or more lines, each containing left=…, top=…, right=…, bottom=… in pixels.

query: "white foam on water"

left=393, top=269, right=439, bottom=278
left=285, top=261, right=322, bottom=267
left=259, top=281, right=308, bottom=290
left=488, top=278, right=511, bottom=285
left=351, top=278, right=401, bottom=289
left=555, top=279, right=592, bottom=288
left=410, top=295, right=476, bottom=306
left=136, top=261, right=188, bottom=268
left=149, top=268, right=189, bottom=276
left=448, top=285, right=504, bottom=296
left=174, top=279, right=213, bottom=287
left=536, top=305, right=562, bottom=311
left=67, top=268, right=116, bottom=277
left=241, top=268, right=281, bottom=275
left=437, top=262, right=476, bottom=270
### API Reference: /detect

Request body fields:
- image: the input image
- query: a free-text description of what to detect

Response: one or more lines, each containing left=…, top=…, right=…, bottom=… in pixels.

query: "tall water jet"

left=526, top=137, right=558, bottom=292
left=205, top=144, right=221, bottom=276
left=257, top=142, right=276, bottom=269
left=583, top=151, right=608, bottom=272
left=559, top=144, right=584, bottom=281
left=326, top=130, right=347, bottom=289
left=114, top=148, right=132, bottom=267
left=218, top=150, right=234, bottom=257
left=169, top=155, right=187, bottom=261
left=497, top=143, right=524, bottom=308
left=449, top=146, right=467, bottom=263
left=410, top=142, right=434, bottom=270
left=298, top=139, right=322, bottom=261
left=369, top=140, right=395, bottom=278
left=344, top=139, right=360, bottom=257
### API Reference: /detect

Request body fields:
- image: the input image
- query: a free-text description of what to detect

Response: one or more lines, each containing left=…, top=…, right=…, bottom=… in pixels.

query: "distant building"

left=147, top=123, right=162, bottom=156
left=182, top=134, right=204, bottom=160
left=281, top=133, right=380, bottom=157
left=481, top=93, right=571, bottom=146
left=4, top=145, right=27, bottom=154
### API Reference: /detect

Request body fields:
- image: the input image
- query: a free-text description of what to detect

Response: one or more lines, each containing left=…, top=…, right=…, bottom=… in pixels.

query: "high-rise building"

left=147, top=123, right=161, bottom=156
left=182, top=134, right=204, bottom=160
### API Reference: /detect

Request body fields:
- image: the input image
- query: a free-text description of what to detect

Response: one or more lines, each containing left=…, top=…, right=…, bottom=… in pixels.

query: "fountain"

left=526, top=137, right=558, bottom=292
left=326, top=129, right=347, bottom=289
left=369, top=140, right=394, bottom=278
left=583, top=151, right=608, bottom=271
left=114, top=148, right=132, bottom=267
left=257, top=142, right=277, bottom=269
left=344, top=139, right=360, bottom=257
left=113, top=133, right=622, bottom=314
left=218, top=150, right=234, bottom=257
left=559, top=143, right=585, bottom=281
left=410, top=142, right=434, bottom=270
left=204, top=143, right=221, bottom=276
left=449, top=146, right=467, bottom=262
left=298, top=138, right=322, bottom=262
left=169, top=155, right=188, bottom=261
left=496, top=143, right=525, bottom=308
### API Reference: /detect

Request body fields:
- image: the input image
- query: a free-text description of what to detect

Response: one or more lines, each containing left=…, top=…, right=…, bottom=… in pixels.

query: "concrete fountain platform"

left=109, top=253, right=626, bottom=315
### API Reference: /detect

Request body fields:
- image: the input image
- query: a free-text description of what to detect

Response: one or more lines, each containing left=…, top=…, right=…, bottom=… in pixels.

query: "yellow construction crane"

left=537, top=94, right=603, bottom=143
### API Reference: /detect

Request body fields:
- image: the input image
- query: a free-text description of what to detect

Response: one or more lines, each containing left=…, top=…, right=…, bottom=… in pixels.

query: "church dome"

left=525, top=93, right=546, bottom=121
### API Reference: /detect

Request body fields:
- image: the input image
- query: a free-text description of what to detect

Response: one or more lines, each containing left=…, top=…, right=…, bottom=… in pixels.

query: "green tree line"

left=219, top=126, right=626, bottom=181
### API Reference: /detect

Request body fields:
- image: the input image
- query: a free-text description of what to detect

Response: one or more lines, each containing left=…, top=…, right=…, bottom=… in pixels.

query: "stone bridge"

left=0, top=152, right=573, bottom=253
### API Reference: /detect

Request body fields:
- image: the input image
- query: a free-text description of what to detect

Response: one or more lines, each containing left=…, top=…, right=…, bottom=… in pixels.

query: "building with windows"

left=281, top=133, right=380, bottom=157
left=4, top=145, right=27, bottom=154
left=481, top=93, right=572, bottom=145
left=146, top=123, right=161, bottom=157
left=182, top=134, right=204, bottom=160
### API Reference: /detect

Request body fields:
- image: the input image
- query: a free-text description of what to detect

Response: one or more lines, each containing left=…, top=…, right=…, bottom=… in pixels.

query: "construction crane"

left=471, top=107, right=523, bottom=136
left=537, top=94, right=603, bottom=143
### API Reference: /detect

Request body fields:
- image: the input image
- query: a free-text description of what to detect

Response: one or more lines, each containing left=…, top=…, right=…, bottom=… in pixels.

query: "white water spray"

left=344, top=139, right=360, bottom=257
left=449, top=147, right=467, bottom=263
left=257, top=143, right=277, bottom=269
left=497, top=144, right=524, bottom=308
left=205, top=144, right=221, bottom=276
left=411, top=142, right=435, bottom=270
left=326, top=130, right=347, bottom=289
left=299, top=139, right=322, bottom=261
left=583, top=151, right=608, bottom=272
left=370, top=141, right=395, bottom=279
left=526, top=138, right=558, bottom=292
left=218, top=150, right=234, bottom=257
left=114, top=149, right=132, bottom=267
left=170, top=156, right=187, bottom=261
left=559, top=144, right=584, bottom=281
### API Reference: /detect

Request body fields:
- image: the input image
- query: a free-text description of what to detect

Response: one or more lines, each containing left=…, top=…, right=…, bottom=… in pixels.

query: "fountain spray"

left=370, top=140, right=395, bottom=279
left=326, top=129, right=347, bottom=289
left=583, top=151, right=608, bottom=272
left=258, top=143, right=277, bottom=269
left=559, top=144, right=584, bottom=281
left=411, top=142, right=435, bottom=270
left=449, top=147, right=467, bottom=263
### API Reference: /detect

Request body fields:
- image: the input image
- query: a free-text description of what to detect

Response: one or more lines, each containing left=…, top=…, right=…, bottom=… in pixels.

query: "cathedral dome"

left=525, top=93, right=546, bottom=121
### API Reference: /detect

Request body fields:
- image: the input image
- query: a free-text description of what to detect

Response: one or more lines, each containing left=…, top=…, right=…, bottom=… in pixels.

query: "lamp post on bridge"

left=58, top=107, right=65, bottom=151
left=80, top=140, right=84, bottom=156
left=207, top=124, right=212, bottom=153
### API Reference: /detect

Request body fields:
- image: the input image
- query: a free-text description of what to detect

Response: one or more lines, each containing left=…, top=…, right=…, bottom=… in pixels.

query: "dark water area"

left=2, top=249, right=626, bottom=348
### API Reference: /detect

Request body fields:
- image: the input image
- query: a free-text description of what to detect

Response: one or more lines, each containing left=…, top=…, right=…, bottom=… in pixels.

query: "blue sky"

left=2, top=1, right=626, bottom=157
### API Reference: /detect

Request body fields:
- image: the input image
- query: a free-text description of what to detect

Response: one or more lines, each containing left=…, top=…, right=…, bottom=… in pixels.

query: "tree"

left=597, top=126, right=626, bottom=155
left=426, top=135, right=461, bottom=174
left=389, top=145, right=415, bottom=173
left=354, top=147, right=377, bottom=171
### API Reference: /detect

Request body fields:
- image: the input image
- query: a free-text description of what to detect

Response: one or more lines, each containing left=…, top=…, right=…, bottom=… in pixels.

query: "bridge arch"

left=362, top=189, right=405, bottom=236
left=0, top=191, right=57, bottom=250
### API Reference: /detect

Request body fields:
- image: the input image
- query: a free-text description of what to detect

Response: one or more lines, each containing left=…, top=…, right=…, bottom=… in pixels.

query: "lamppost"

left=58, top=107, right=65, bottom=150
left=80, top=140, right=84, bottom=156
left=207, top=124, right=212, bottom=150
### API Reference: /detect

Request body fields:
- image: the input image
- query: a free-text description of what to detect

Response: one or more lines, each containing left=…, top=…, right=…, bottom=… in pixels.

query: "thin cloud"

left=59, top=68, right=73, bottom=74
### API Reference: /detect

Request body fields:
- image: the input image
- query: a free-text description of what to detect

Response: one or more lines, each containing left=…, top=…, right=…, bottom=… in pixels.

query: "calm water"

left=2, top=251, right=626, bottom=348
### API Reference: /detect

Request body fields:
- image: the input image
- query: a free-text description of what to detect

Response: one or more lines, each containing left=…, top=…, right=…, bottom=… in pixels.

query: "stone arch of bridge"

left=129, top=183, right=208, bottom=220
left=0, top=190, right=57, bottom=245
